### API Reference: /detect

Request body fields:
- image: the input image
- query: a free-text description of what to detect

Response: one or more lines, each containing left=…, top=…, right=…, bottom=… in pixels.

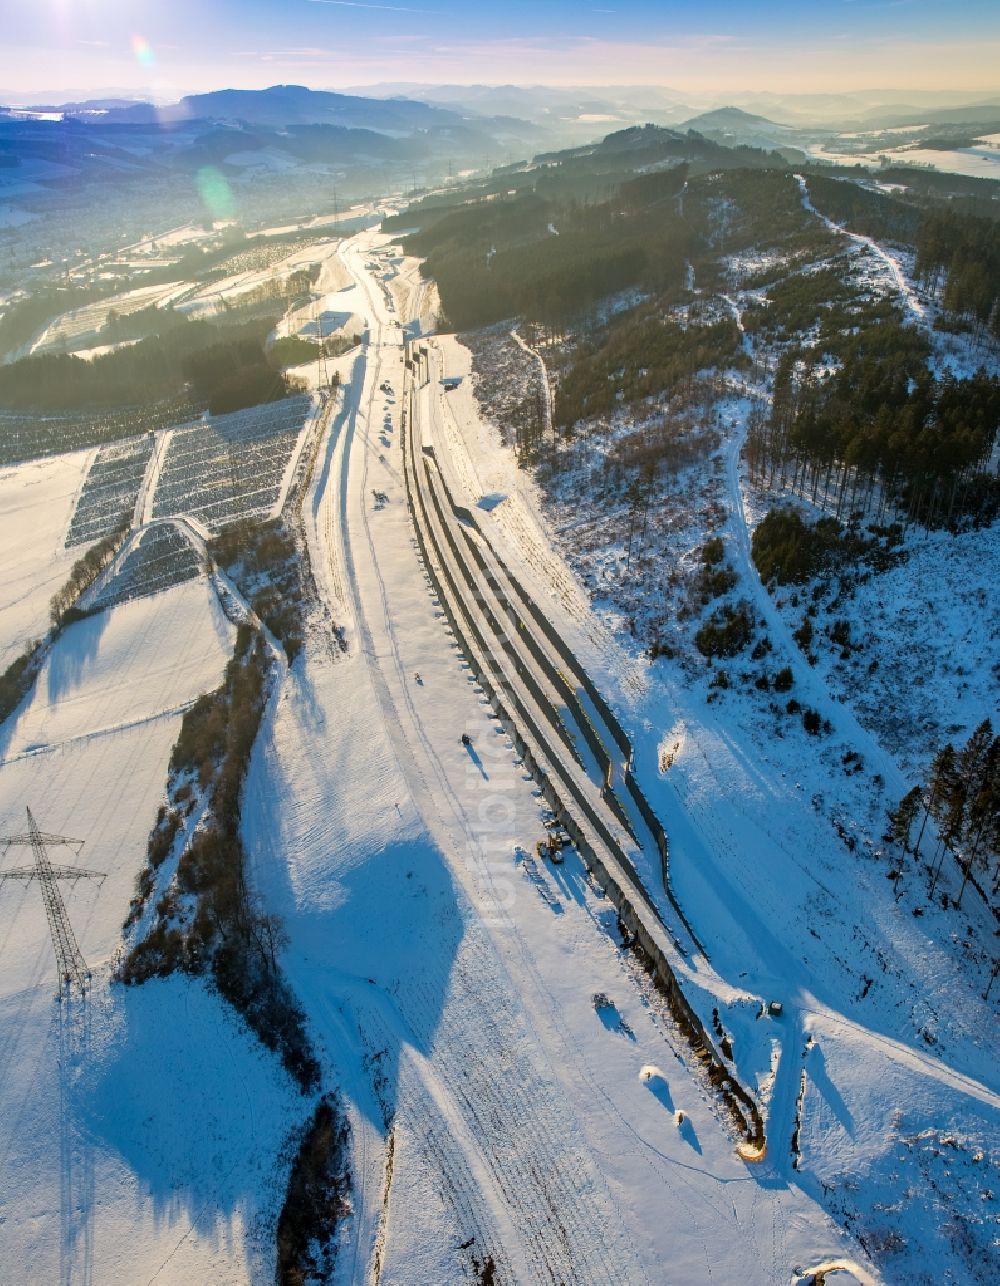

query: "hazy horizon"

left=2, top=0, right=999, bottom=104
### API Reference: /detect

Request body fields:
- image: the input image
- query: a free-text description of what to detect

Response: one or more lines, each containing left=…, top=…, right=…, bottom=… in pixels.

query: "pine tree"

left=888, top=785, right=922, bottom=851
left=955, top=720, right=997, bottom=903
left=924, top=744, right=962, bottom=895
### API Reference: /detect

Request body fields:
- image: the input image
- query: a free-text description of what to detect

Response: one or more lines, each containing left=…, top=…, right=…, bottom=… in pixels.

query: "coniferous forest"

left=748, top=336, right=1000, bottom=528
left=398, top=130, right=999, bottom=531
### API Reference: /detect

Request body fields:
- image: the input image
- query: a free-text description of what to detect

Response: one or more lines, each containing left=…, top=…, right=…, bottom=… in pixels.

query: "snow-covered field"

left=0, top=450, right=89, bottom=668
left=0, top=577, right=306, bottom=1283
left=31, top=283, right=181, bottom=355
left=750, top=503, right=1000, bottom=780
left=176, top=237, right=341, bottom=320
left=807, top=138, right=1000, bottom=182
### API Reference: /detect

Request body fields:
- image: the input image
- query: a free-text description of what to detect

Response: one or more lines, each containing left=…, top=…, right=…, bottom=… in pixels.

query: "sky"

left=1, top=0, right=999, bottom=102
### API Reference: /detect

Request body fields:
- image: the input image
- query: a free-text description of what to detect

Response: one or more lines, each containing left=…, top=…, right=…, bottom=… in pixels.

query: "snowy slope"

left=0, top=450, right=89, bottom=668
left=421, top=281, right=999, bottom=1280
left=3, top=579, right=233, bottom=759
left=0, top=577, right=305, bottom=1283
left=1, top=197, right=994, bottom=1285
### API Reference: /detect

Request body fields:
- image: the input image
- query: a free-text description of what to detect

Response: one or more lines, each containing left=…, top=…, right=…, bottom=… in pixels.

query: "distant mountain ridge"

left=863, top=102, right=1000, bottom=128
left=1, top=84, right=541, bottom=141
left=679, top=107, right=790, bottom=133
left=108, top=84, right=480, bottom=132
left=0, top=84, right=549, bottom=240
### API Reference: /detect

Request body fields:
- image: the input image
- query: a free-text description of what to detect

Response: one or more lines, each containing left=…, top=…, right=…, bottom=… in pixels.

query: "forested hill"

left=388, top=124, right=1000, bottom=343
left=0, top=315, right=290, bottom=418
left=385, top=127, right=809, bottom=332
left=802, top=175, right=1000, bottom=339
left=387, top=124, right=1000, bottom=530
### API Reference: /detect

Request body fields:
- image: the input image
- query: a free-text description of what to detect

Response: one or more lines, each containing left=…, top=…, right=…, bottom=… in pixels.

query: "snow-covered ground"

left=72, top=339, right=142, bottom=362
left=176, top=237, right=342, bottom=320
left=744, top=498, right=1000, bottom=780
left=0, top=449, right=89, bottom=668
left=31, top=283, right=181, bottom=355
left=2, top=196, right=996, bottom=1283
left=426, top=236, right=999, bottom=1277
left=807, top=138, right=1000, bottom=182
left=794, top=174, right=926, bottom=322
left=239, top=227, right=876, bottom=1284
left=0, top=577, right=306, bottom=1283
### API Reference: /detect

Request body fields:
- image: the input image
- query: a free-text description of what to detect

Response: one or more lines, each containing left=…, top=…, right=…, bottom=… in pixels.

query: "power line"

left=0, top=809, right=105, bottom=997
left=316, top=304, right=328, bottom=389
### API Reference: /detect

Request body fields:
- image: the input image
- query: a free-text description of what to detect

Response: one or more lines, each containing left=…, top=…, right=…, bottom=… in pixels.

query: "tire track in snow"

left=339, top=234, right=649, bottom=1285
left=336, top=264, right=475, bottom=864
left=133, top=429, right=172, bottom=528
left=330, top=248, right=536, bottom=1276
left=795, top=173, right=926, bottom=323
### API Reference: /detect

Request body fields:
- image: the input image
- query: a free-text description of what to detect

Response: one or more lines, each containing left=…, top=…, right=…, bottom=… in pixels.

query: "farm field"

left=31, top=283, right=184, bottom=355
left=65, top=434, right=154, bottom=547
left=0, top=400, right=199, bottom=469
left=91, top=522, right=202, bottom=611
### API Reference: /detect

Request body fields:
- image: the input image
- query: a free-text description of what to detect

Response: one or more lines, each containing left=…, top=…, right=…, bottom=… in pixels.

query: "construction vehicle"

left=536, top=831, right=565, bottom=864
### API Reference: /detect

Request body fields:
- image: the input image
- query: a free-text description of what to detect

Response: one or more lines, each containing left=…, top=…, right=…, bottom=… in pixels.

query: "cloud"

left=306, top=0, right=440, bottom=12
left=232, top=47, right=336, bottom=60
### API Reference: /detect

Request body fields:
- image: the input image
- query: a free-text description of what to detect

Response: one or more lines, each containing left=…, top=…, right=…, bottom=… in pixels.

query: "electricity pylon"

left=316, top=305, right=329, bottom=389
left=0, top=808, right=105, bottom=996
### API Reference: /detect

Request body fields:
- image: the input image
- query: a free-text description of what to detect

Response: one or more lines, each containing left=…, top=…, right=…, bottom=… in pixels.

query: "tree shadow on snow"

left=78, top=974, right=300, bottom=1261
left=0, top=609, right=111, bottom=762
left=77, top=825, right=466, bottom=1262
left=678, top=1114, right=703, bottom=1155
left=641, top=1069, right=674, bottom=1112
left=240, top=673, right=466, bottom=1141
left=284, top=834, right=465, bottom=1134
left=43, top=609, right=111, bottom=705
left=808, top=1044, right=854, bottom=1136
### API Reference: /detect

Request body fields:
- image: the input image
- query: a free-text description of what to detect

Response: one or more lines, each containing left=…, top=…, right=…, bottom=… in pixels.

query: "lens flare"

left=131, top=35, right=155, bottom=69
left=197, top=167, right=235, bottom=220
